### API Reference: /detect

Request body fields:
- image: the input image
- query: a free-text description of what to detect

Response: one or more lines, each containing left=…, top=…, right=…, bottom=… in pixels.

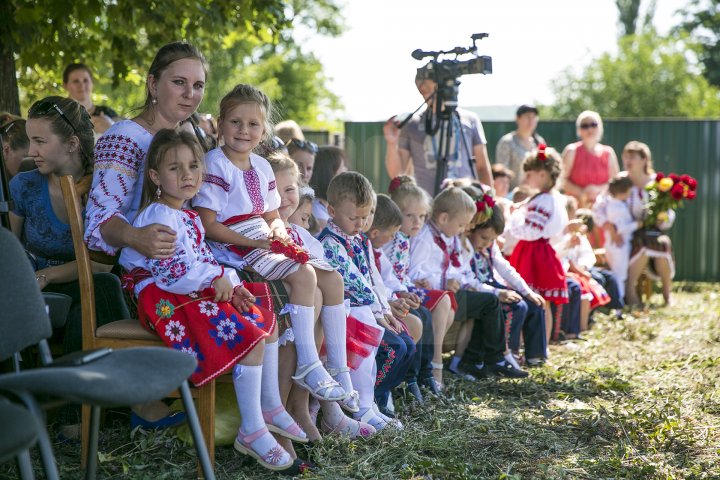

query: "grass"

left=3, top=283, right=720, bottom=479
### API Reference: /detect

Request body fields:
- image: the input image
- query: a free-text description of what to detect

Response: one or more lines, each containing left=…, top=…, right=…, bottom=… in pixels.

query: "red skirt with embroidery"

left=412, top=288, right=458, bottom=312
left=509, top=239, right=568, bottom=305
left=136, top=282, right=276, bottom=387
left=567, top=272, right=611, bottom=309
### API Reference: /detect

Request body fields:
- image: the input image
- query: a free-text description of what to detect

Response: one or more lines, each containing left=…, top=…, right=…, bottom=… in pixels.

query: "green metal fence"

left=344, top=120, right=720, bottom=282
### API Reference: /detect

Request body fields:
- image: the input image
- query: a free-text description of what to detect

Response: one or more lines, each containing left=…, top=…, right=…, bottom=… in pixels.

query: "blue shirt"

left=10, top=169, right=75, bottom=270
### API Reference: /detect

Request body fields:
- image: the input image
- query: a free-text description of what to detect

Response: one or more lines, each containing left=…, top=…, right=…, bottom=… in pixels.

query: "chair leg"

left=13, top=391, right=59, bottom=480
left=16, top=449, right=35, bottom=480
left=80, top=404, right=91, bottom=469
left=197, top=380, right=216, bottom=477
left=180, top=381, right=216, bottom=480
left=85, top=405, right=101, bottom=480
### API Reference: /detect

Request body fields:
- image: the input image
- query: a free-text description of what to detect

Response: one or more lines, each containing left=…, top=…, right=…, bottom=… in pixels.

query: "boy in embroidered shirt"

left=410, top=186, right=528, bottom=379
left=318, top=172, right=403, bottom=430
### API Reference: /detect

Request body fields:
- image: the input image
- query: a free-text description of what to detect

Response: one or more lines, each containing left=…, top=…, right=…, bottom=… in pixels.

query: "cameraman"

left=384, top=72, right=492, bottom=194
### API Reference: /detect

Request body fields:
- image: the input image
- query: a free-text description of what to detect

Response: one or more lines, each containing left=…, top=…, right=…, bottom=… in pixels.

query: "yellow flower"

left=657, top=211, right=669, bottom=223
left=657, top=177, right=674, bottom=192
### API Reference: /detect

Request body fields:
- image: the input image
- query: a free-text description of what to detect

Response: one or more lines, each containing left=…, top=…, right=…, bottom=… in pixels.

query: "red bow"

left=389, top=177, right=402, bottom=193
left=537, top=143, right=547, bottom=161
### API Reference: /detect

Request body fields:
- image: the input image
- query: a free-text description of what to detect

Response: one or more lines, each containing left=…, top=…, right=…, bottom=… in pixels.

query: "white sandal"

left=327, top=366, right=360, bottom=413
left=292, top=360, right=349, bottom=402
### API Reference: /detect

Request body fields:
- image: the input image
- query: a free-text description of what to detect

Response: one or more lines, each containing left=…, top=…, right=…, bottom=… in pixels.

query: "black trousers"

left=405, top=306, right=434, bottom=382
left=456, top=290, right=506, bottom=365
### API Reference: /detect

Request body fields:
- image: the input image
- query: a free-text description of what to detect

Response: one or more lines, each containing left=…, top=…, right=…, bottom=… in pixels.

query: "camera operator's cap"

left=516, top=104, right=539, bottom=116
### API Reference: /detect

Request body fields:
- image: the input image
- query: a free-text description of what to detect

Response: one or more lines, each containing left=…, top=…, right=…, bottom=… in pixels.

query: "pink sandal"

left=233, top=426, right=294, bottom=471
left=320, top=415, right=376, bottom=439
left=262, top=406, right=308, bottom=443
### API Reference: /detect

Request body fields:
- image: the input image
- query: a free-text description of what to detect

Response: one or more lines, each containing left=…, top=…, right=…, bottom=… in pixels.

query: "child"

left=268, top=153, right=375, bottom=439
left=119, top=129, right=302, bottom=472
left=193, top=84, right=351, bottom=406
left=288, top=185, right=314, bottom=230
left=365, top=194, right=429, bottom=406
left=602, top=174, right=643, bottom=301
left=501, top=185, right=537, bottom=258
left=508, top=144, right=569, bottom=341
left=318, top=172, right=403, bottom=430
left=466, top=204, right=548, bottom=366
left=410, top=186, right=527, bottom=379
left=385, top=176, right=455, bottom=392
left=309, top=145, right=348, bottom=232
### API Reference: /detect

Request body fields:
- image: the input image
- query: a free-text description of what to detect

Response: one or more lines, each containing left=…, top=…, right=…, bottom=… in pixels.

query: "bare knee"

left=288, top=264, right=316, bottom=287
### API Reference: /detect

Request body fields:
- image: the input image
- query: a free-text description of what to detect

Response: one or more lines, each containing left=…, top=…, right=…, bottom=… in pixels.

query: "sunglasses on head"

left=580, top=122, right=599, bottom=130
left=285, top=138, right=318, bottom=154
left=2, top=119, right=21, bottom=136
left=31, top=100, right=77, bottom=133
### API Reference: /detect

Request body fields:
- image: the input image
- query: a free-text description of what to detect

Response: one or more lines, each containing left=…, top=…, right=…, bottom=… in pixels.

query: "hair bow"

left=537, top=143, right=547, bottom=161
left=388, top=177, right=402, bottom=193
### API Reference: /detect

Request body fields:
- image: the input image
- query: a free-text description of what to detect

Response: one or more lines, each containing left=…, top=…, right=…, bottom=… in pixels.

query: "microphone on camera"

left=411, top=49, right=439, bottom=60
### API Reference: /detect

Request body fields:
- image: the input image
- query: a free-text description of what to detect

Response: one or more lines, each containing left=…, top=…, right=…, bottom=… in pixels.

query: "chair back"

left=0, top=227, right=52, bottom=361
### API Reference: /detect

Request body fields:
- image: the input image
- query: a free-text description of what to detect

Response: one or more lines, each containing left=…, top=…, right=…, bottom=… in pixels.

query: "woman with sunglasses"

left=287, top=138, right=318, bottom=181
left=9, top=96, right=130, bottom=438
left=561, top=111, right=619, bottom=208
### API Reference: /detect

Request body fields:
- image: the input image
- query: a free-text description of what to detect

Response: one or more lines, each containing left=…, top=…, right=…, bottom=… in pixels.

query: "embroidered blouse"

left=508, top=190, right=568, bottom=244
left=287, top=223, right=330, bottom=266
left=463, top=242, right=533, bottom=296
left=606, top=198, right=640, bottom=245
left=408, top=222, right=464, bottom=290
left=119, top=203, right=240, bottom=297
left=85, top=120, right=154, bottom=254
left=318, top=221, right=384, bottom=317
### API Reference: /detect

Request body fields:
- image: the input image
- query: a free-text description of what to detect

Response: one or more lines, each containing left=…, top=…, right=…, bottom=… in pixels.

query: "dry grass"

left=3, top=283, right=720, bottom=479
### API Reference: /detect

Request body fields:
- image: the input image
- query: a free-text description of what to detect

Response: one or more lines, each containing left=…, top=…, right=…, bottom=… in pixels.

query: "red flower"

left=687, top=177, right=698, bottom=191
left=680, top=174, right=691, bottom=184
left=475, top=200, right=486, bottom=212
left=670, top=183, right=684, bottom=200
left=687, top=190, right=697, bottom=200
left=388, top=177, right=402, bottom=193
left=270, top=240, right=285, bottom=254
left=537, top=143, right=547, bottom=161
left=669, top=173, right=680, bottom=183
left=655, top=172, right=664, bottom=180
left=295, top=251, right=310, bottom=264
left=483, top=194, right=495, bottom=208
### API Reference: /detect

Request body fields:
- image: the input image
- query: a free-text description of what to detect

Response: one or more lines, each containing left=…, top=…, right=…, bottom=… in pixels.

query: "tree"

left=1, top=0, right=344, bottom=128
left=617, top=0, right=643, bottom=36
left=545, top=30, right=720, bottom=119
left=677, top=0, right=720, bottom=88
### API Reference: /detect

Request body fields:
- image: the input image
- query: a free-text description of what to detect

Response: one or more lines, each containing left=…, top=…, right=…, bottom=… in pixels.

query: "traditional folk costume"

left=464, top=242, right=547, bottom=361
left=560, top=233, right=612, bottom=310
left=409, top=223, right=506, bottom=370
left=119, top=204, right=275, bottom=387
left=193, top=147, right=351, bottom=404
left=508, top=190, right=569, bottom=305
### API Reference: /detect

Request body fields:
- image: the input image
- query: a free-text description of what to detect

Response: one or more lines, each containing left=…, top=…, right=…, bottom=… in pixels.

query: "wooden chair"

left=60, top=175, right=225, bottom=477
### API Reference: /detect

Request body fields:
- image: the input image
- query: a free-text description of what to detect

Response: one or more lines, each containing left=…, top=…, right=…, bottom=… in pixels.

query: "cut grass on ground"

left=3, top=283, right=720, bottom=479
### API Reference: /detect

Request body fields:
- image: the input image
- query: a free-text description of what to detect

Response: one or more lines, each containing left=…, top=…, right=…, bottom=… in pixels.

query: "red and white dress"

left=192, top=147, right=331, bottom=280
left=119, top=203, right=276, bottom=387
left=508, top=190, right=569, bottom=304
left=407, top=223, right=460, bottom=311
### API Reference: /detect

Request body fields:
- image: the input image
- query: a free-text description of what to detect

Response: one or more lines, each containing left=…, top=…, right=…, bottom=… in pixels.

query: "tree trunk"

left=0, top=37, right=20, bottom=115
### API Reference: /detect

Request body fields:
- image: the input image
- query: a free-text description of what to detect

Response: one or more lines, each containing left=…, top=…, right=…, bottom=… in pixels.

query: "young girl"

left=268, top=153, right=376, bottom=439
left=193, top=84, right=352, bottom=406
left=385, top=176, right=455, bottom=391
left=288, top=185, right=314, bottom=230
left=309, top=145, right=348, bottom=232
left=508, top=144, right=569, bottom=340
left=119, top=129, right=304, bottom=472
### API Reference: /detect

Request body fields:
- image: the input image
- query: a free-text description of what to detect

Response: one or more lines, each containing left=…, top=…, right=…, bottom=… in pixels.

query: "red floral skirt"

left=509, top=239, right=568, bottom=305
left=415, top=288, right=458, bottom=312
left=567, top=272, right=611, bottom=309
left=136, top=282, right=276, bottom=387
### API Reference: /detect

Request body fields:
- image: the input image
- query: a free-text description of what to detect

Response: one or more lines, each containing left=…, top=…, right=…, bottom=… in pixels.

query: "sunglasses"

left=285, top=138, right=318, bottom=154
left=580, top=122, right=599, bottom=130
left=2, top=119, right=21, bottom=136
left=31, top=100, right=77, bottom=133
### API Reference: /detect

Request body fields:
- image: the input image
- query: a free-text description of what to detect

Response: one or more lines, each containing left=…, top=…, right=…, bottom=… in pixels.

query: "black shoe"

left=406, top=381, right=425, bottom=404
left=485, top=360, right=529, bottom=378
left=457, top=361, right=485, bottom=380
left=418, top=376, right=443, bottom=396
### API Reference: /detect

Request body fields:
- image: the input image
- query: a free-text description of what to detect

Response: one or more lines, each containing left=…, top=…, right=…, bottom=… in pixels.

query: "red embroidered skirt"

left=567, top=272, right=611, bottom=309
left=136, top=282, right=276, bottom=387
left=509, top=239, right=568, bottom=305
left=412, top=288, right=458, bottom=312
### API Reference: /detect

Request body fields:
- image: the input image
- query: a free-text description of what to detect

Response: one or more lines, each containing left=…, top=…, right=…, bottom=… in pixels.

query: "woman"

left=84, top=41, right=208, bottom=428
left=561, top=111, right=619, bottom=208
left=621, top=141, right=675, bottom=306
left=495, top=104, right=545, bottom=190
left=63, top=63, right=121, bottom=136
left=1, top=117, right=29, bottom=179
left=10, top=96, right=130, bottom=437
left=308, top=145, right=348, bottom=232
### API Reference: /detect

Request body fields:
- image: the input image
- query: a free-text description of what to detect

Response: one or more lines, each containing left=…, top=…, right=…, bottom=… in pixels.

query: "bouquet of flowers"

left=270, top=239, right=310, bottom=264
left=644, top=172, right=698, bottom=228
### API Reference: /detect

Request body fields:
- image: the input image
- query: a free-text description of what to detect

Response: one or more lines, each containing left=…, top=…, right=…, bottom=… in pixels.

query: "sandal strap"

left=239, top=425, right=270, bottom=444
left=326, top=365, right=350, bottom=376
left=262, top=405, right=286, bottom=423
left=292, top=360, right=324, bottom=381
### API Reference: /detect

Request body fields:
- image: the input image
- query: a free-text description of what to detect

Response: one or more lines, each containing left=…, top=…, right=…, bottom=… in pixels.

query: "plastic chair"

left=0, top=397, right=44, bottom=480
left=0, top=226, right=215, bottom=480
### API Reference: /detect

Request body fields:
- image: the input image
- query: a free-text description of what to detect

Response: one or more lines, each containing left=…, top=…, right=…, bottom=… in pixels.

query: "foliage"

left=644, top=172, right=698, bottom=228
left=676, top=0, right=720, bottom=88
left=616, top=0, right=643, bottom=36
left=3, top=0, right=344, bottom=128
left=5, top=284, right=720, bottom=479
left=545, top=30, right=720, bottom=119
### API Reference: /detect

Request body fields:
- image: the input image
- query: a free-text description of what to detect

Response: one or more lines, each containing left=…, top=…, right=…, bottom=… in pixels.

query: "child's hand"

left=527, top=292, right=546, bottom=307
left=581, top=269, right=592, bottom=279
left=378, top=314, right=401, bottom=334
left=396, top=291, right=421, bottom=309
left=414, top=278, right=431, bottom=289
left=252, top=238, right=272, bottom=250
left=566, top=219, right=584, bottom=234
left=212, top=275, right=234, bottom=303
left=498, top=289, right=521, bottom=303
left=612, top=231, right=624, bottom=246
left=268, top=225, right=290, bottom=242
left=231, top=284, right=256, bottom=312
left=446, top=279, right=460, bottom=293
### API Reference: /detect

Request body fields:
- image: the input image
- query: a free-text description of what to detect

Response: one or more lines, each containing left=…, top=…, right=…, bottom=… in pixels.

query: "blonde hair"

left=622, top=140, right=654, bottom=174
left=275, top=119, right=304, bottom=143
left=576, top=110, right=604, bottom=140
left=267, top=151, right=300, bottom=179
left=523, top=145, right=562, bottom=188
left=388, top=175, right=431, bottom=213
left=327, top=171, right=374, bottom=208
left=431, top=186, right=475, bottom=221
left=218, top=84, right=274, bottom=144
